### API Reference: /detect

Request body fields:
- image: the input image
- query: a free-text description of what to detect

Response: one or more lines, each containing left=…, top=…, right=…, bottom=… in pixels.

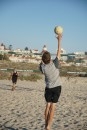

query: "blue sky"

left=0, top=0, right=87, bottom=53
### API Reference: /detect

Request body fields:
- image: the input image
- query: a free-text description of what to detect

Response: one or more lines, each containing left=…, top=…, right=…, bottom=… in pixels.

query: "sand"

left=0, top=76, right=87, bottom=130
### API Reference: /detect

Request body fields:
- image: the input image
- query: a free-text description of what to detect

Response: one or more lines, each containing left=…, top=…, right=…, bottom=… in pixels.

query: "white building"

left=0, top=44, right=4, bottom=50
left=60, top=48, right=67, bottom=61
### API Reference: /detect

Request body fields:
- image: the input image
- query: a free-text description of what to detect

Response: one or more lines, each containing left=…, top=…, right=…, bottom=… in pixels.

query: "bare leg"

left=12, top=83, right=15, bottom=91
left=45, top=103, right=51, bottom=129
left=46, top=103, right=56, bottom=130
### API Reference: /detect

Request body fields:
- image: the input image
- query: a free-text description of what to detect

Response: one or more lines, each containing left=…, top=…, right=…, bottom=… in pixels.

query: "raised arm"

left=56, top=34, right=62, bottom=59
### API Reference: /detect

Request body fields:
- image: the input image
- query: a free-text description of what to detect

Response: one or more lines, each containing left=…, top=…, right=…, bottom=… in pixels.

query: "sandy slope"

left=0, top=77, right=87, bottom=130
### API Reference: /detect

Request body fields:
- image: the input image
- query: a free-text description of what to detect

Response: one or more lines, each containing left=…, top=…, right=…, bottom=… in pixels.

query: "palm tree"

left=25, top=47, right=28, bottom=51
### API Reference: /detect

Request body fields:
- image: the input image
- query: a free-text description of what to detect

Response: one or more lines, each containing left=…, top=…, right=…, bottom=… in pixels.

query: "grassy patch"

left=0, top=61, right=87, bottom=80
left=0, top=61, right=42, bottom=81
left=19, top=73, right=42, bottom=81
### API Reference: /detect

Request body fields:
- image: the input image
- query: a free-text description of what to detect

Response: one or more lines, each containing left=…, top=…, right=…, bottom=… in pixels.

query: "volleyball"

left=54, top=26, right=63, bottom=35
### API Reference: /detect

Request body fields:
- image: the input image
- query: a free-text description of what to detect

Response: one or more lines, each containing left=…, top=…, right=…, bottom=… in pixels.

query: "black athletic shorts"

left=45, top=86, right=61, bottom=103
left=12, top=79, right=17, bottom=84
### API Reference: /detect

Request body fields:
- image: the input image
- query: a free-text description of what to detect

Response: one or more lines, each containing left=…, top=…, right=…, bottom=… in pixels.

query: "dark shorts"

left=45, top=86, right=61, bottom=103
left=12, top=79, right=17, bottom=84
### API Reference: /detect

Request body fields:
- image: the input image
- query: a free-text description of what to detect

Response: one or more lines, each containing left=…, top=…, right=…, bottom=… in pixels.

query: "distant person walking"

left=11, top=69, right=18, bottom=91
left=40, top=34, right=62, bottom=130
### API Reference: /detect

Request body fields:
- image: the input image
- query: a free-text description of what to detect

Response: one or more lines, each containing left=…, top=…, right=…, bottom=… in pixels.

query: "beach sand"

left=0, top=77, right=87, bottom=130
